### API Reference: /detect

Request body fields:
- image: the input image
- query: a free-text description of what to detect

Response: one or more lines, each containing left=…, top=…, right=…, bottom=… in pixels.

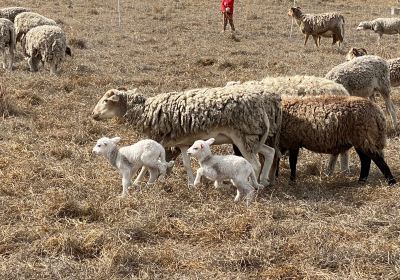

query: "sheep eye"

left=103, top=99, right=109, bottom=103
left=104, top=143, right=107, bottom=146
left=193, top=147, right=198, bottom=150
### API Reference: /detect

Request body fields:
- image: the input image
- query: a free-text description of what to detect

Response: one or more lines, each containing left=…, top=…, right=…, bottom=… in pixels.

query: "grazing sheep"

left=14, top=12, right=56, bottom=53
left=288, top=7, right=345, bottom=47
left=227, top=76, right=351, bottom=175
left=345, top=47, right=368, bottom=61
left=325, top=55, right=397, bottom=128
left=92, top=137, right=175, bottom=197
left=357, top=18, right=400, bottom=43
left=0, top=18, right=15, bottom=70
left=0, top=7, right=30, bottom=22
left=187, top=138, right=264, bottom=205
left=346, top=47, right=400, bottom=87
left=92, top=86, right=282, bottom=187
left=278, top=95, right=396, bottom=186
left=25, top=25, right=69, bottom=74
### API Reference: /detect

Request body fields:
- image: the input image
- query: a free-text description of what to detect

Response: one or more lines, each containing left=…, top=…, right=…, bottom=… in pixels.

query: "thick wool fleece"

left=280, top=95, right=386, bottom=155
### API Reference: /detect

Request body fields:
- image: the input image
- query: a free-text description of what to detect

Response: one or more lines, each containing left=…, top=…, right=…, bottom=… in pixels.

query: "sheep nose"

left=92, top=113, right=99, bottom=120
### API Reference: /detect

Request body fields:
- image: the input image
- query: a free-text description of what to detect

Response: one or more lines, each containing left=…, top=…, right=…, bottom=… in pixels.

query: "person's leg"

left=228, top=13, right=235, bottom=31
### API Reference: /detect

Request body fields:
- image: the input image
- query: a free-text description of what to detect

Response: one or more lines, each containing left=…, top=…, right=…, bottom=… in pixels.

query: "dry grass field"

left=2, top=0, right=400, bottom=279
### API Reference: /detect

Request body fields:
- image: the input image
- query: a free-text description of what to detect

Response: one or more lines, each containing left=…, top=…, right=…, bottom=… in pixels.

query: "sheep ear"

left=200, top=143, right=204, bottom=149
left=111, top=137, right=121, bottom=144
left=361, top=48, right=367, bottom=54
left=296, top=6, right=301, bottom=10
left=107, top=93, right=120, bottom=102
left=351, top=48, right=357, bottom=54
left=205, top=138, right=215, bottom=145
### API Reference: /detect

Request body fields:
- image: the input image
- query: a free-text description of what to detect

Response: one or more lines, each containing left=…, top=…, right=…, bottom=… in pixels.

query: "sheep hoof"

left=388, top=178, right=397, bottom=186
left=260, top=180, right=270, bottom=188
left=358, top=178, right=367, bottom=184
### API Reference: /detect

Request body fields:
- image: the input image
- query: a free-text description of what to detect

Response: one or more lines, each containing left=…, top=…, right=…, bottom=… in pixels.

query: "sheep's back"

left=302, top=13, right=343, bottom=34
left=132, top=85, right=282, bottom=151
left=0, top=19, right=14, bottom=48
left=25, top=25, right=66, bottom=58
left=280, top=95, right=386, bottom=154
left=325, top=55, right=389, bottom=93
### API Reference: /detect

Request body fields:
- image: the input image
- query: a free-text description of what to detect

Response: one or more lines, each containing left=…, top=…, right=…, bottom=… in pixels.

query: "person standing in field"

left=221, top=0, right=235, bottom=32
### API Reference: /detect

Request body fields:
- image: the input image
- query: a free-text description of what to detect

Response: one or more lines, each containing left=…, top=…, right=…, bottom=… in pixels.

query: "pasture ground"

left=1, top=0, right=400, bottom=279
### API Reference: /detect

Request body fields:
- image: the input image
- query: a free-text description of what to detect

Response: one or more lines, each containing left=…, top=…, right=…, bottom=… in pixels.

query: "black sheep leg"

left=368, top=151, right=396, bottom=185
left=289, top=148, right=299, bottom=181
left=355, top=148, right=372, bottom=183
left=233, top=144, right=242, bottom=156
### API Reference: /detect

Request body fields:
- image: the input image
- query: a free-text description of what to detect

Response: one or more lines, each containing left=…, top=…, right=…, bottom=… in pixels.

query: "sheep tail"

left=258, top=113, right=270, bottom=151
left=250, top=168, right=264, bottom=190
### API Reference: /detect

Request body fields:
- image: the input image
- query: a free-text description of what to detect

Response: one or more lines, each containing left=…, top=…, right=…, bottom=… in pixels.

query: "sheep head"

left=346, top=47, right=368, bottom=61
left=187, top=138, right=215, bottom=161
left=288, top=7, right=301, bottom=18
left=92, top=89, right=129, bottom=120
left=356, top=21, right=371, bottom=31
left=92, top=136, right=121, bottom=156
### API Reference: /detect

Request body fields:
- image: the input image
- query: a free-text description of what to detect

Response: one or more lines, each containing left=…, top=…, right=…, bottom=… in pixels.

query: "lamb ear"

left=205, top=138, right=215, bottom=145
left=361, top=48, right=367, bottom=54
left=111, top=137, right=121, bottom=144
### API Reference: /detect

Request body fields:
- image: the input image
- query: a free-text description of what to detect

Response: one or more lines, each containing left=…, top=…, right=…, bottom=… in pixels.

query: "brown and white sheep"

left=288, top=7, right=345, bottom=47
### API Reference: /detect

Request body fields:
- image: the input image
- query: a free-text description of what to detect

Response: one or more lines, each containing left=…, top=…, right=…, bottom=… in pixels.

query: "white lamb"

left=187, top=138, right=264, bottom=205
left=92, top=137, right=174, bottom=197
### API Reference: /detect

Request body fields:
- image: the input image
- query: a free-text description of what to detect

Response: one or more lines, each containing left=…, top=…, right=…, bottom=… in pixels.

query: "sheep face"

left=92, top=137, right=121, bottom=155
left=288, top=7, right=301, bottom=18
left=187, top=138, right=215, bottom=159
left=92, top=90, right=126, bottom=120
left=346, top=47, right=368, bottom=61
left=357, top=21, right=371, bottom=31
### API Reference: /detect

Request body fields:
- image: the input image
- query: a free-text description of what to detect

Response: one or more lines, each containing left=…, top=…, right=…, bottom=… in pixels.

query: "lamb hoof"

left=260, top=179, right=270, bottom=188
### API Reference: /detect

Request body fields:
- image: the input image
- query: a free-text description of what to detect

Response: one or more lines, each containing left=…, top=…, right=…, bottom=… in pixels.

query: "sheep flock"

left=3, top=1, right=400, bottom=278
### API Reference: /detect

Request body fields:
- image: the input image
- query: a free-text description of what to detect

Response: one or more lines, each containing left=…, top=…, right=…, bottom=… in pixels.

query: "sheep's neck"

left=199, top=154, right=213, bottom=166
left=107, top=146, right=120, bottom=168
left=117, top=93, right=128, bottom=116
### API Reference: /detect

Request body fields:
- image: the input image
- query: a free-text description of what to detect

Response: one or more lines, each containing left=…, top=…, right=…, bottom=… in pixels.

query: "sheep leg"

left=326, top=154, right=339, bottom=175
left=304, top=34, right=309, bottom=46
left=231, top=140, right=261, bottom=179
left=364, top=150, right=396, bottom=185
left=383, top=98, right=398, bottom=128
left=1, top=50, right=6, bottom=69
left=28, top=55, right=40, bottom=72
left=289, top=148, right=299, bottom=181
left=121, top=166, right=137, bottom=197
left=8, top=46, right=14, bottom=70
left=179, top=146, right=195, bottom=187
left=340, top=151, right=350, bottom=173
left=355, top=148, right=371, bottom=183
left=258, top=144, right=275, bottom=186
left=193, top=168, right=206, bottom=187
left=312, top=35, right=319, bottom=47
left=232, top=144, right=242, bottom=156
left=133, top=166, right=147, bottom=186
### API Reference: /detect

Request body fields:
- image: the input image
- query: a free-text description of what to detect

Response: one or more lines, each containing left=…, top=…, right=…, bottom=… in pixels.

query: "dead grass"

left=1, top=0, right=400, bottom=279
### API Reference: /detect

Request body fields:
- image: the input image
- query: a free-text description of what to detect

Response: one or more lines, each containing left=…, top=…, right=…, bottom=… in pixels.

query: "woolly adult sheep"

left=0, top=18, right=15, bottom=70
left=25, top=25, right=69, bottom=74
left=325, top=55, right=397, bottom=128
left=227, top=76, right=351, bottom=175
left=357, top=18, right=400, bottom=43
left=346, top=47, right=400, bottom=87
left=0, top=7, right=30, bottom=22
left=14, top=12, right=56, bottom=53
left=278, top=95, right=396, bottom=186
left=92, top=86, right=282, bottom=187
left=288, top=7, right=345, bottom=47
